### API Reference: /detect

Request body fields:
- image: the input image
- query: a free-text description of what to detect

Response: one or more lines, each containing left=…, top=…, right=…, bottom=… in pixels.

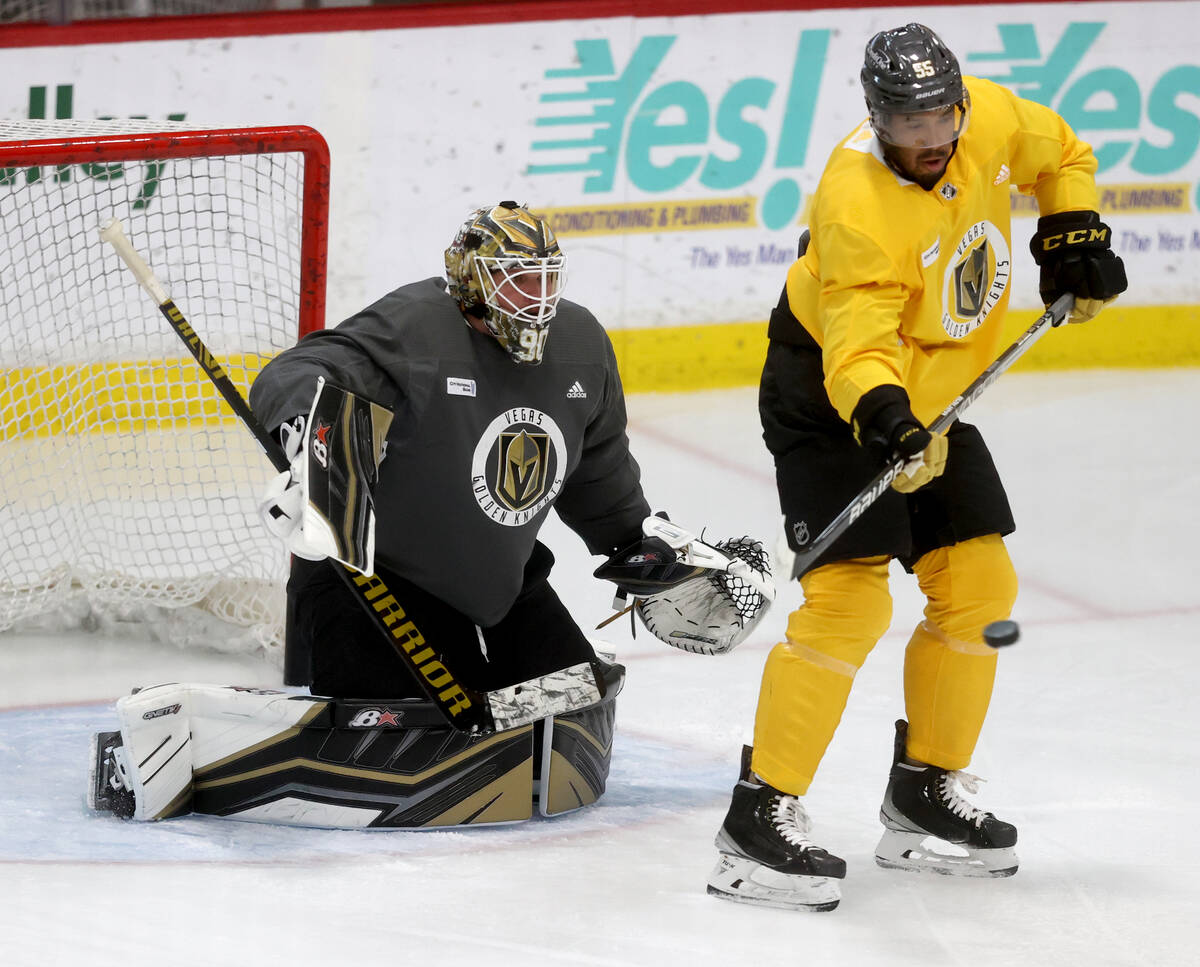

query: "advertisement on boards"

left=2, top=2, right=1197, bottom=380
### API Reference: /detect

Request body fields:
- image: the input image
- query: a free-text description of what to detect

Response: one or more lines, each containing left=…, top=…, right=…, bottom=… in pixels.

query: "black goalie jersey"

left=249, top=277, right=651, bottom=625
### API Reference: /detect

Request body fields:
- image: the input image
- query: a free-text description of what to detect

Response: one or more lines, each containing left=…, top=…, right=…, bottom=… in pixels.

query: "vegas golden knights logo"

left=940, top=220, right=1011, bottom=340
left=954, top=239, right=989, bottom=318
left=471, top=408, right=566, bottom=527
left=498, top=430, right=549, bottom=511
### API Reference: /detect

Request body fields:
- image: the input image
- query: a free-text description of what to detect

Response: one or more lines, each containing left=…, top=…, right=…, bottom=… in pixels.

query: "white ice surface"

left=3, top=371, right=1199, bottom=967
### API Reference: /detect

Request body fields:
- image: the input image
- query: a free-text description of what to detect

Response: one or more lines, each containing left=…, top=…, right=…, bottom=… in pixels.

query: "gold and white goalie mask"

left=445, top=201, right=567, bottom=365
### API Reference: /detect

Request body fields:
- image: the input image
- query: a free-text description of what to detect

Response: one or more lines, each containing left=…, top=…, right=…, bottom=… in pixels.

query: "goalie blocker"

left=259, top=376, right=392, bottom=575
left=88, top=659, right=622, bottom=828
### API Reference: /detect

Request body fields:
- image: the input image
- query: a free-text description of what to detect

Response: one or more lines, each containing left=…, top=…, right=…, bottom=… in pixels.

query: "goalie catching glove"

left=258, top=377, right=393, bottom=574
left=595, top=515, right=775, bottom=655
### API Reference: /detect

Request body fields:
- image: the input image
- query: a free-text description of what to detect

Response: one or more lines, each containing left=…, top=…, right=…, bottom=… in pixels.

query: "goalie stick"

left=787, top=293, right=1076, bottom=579
left=99, top=217, right=607, bottom=735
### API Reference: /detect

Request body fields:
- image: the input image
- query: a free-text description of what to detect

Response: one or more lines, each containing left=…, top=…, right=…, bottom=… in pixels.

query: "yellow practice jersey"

left=787, top=76, right=1100, bottom=425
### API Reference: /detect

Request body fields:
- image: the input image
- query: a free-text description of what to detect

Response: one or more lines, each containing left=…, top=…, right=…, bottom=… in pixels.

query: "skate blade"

left=86, top=731, right=118, bottom=812
left=707, top=852, right=841, bottom=911
left=85, top=735, right=102, bottom=812
left=875, top=830, right=1018, bottom=877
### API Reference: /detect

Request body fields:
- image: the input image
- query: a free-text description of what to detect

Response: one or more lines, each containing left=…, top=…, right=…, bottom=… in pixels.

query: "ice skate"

left=707, top=747, right=846, bottom=911
left=87, top=730, right=135, bottom=819
left=875, top=720, right=1017, bottom=877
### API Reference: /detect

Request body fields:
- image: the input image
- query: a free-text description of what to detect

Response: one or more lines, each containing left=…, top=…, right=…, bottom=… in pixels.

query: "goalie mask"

left=445, top=201, right=567, bottom=365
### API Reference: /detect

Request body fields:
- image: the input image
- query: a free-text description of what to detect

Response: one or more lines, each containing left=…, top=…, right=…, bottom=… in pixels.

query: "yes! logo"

left=528, top=31, right=831, bottom=231
left=968, top=22, right=1200, bottom=177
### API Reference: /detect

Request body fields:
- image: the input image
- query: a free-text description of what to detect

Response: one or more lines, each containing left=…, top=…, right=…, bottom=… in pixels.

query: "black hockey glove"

left=1029, top=210, right=1127, bottom=324
left=851, top=384, right=947, bottom=493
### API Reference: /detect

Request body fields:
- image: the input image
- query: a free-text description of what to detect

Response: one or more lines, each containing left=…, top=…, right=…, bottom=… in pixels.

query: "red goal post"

left=0, top=120, right=330, bottom=659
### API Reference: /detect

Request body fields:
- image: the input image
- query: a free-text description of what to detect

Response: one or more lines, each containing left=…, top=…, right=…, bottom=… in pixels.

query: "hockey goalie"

left=87, top=201, right=774, bottom=830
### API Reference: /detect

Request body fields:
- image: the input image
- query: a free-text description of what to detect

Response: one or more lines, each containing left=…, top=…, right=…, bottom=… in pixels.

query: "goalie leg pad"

left=108, top=684, right=198, bottom=821
left=91, top=673, right=628, bottom=828
left=538, top=660, right=623, bottom=816
left=189, top=695, right=537, bottom=828
left=98, top=682, right=337, bottom=822
left=93, top=684, right=539, bottom=828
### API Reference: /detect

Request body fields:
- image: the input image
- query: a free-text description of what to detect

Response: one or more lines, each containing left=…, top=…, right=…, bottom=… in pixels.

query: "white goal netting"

left=0, top=119, right=329, bottom=660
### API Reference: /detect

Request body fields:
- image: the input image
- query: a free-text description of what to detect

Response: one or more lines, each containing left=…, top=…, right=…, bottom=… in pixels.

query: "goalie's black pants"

left=286, top=541, right=598, bottom=698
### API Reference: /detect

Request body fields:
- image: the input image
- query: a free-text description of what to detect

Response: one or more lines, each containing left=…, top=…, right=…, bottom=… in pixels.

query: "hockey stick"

left=788, top=293, right=1075, bottom=579
left=99, top=217, right=606, bottom=735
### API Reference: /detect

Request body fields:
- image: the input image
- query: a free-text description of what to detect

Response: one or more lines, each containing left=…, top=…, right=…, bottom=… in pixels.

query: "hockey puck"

left=983, top=620, right=1020, bottom=648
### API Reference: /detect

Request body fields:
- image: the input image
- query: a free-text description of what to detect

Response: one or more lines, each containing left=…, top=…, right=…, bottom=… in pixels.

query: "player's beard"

left=886, top=142, right=957, bottom=191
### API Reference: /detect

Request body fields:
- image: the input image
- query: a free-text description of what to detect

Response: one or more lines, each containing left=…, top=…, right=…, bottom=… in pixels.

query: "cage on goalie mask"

left=635, top=537, right=773, bottom=655
left=444, top=201, right=567, bottom=365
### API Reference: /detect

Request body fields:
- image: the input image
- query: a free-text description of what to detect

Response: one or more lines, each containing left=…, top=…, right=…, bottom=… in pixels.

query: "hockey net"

left=0, top=119, right=329, bottom=661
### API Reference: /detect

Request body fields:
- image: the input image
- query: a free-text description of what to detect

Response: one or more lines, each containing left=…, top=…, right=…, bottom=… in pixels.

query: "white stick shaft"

left=99, top=217, right=170, bottom=306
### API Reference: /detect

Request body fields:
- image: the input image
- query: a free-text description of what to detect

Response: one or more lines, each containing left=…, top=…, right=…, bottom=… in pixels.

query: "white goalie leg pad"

left=112, top=684, right=196, bottom=821
left=875, top=829, right=1019, bottom=877
left=707, top=837, right=842, bottom=912
left=114, top=683, right=325, bottom=821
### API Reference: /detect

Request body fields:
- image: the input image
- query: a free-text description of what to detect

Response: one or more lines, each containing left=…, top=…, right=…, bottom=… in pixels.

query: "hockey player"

left=706, top=25, right=1127, bottom=910
left=88, top=201, right=773, bottom=829
left=254, top=200, right=649, bottom=707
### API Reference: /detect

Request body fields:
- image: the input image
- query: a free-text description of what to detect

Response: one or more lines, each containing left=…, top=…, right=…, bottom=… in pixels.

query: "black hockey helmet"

left=861, top=23, right=969, bottom=148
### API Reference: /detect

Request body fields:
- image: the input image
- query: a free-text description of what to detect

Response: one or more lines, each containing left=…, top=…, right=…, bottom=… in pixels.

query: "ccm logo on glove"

left=1034, top=224, right=1110, bottom=252
left=1030, top=210, right=1128, bottom=324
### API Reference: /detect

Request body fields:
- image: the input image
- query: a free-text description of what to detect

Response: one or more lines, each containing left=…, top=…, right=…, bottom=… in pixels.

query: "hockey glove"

left=634, top=534, right=774, bottom=655
left=851, top=384, right=948, bottom=494
left=595, top=516, right=775, bottom=655
left=258, top=414, right=332, bottom=563
left=257, top=378, right=393, bottom=573
left=1030, top=210, right=1127, bottom=324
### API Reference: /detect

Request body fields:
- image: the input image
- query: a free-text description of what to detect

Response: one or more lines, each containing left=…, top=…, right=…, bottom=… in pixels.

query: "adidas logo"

left=993, top=164, right=1010, bottom=186
left=566, top=380, right=587, bottom=399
